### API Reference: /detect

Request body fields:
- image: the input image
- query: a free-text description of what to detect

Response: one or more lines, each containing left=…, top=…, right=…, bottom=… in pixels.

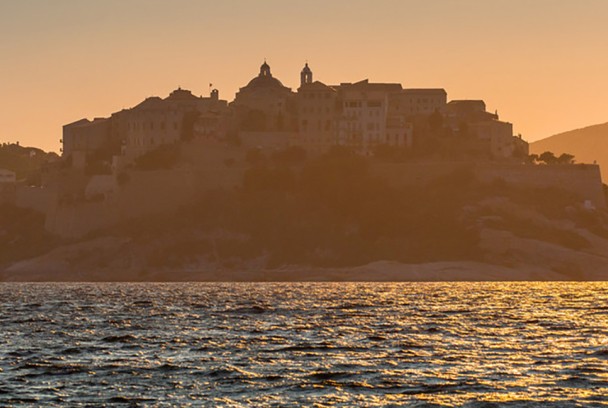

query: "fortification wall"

left=373, top=161, right=606, bottom=208
left=45, top=143, right=248, bottom=238
left=180, top=141, right=246, bottom=190
left=477, top=163, right=606, bottom=208
left=372, top=162, right=469, bottom=186
left=45, top=168, right=198, bottom=238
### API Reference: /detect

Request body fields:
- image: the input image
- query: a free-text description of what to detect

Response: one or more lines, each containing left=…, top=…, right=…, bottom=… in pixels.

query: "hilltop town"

left=2, top=61, right=608, bottom=281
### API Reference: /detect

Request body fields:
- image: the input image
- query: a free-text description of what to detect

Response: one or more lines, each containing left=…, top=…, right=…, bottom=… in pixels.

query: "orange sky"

left=1, top=0, right=607, bottom=152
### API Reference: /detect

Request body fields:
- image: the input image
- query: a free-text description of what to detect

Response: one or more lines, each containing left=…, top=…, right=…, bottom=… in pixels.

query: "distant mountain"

left=530, top=122, right=608, bottom=180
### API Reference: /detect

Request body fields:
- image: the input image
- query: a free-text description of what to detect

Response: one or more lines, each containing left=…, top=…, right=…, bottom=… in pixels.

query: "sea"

left=0, top=282, right=606, bottom=407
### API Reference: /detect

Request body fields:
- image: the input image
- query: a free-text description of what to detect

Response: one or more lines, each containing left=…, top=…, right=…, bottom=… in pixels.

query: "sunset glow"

left=2, top=0, right=608, bottom=152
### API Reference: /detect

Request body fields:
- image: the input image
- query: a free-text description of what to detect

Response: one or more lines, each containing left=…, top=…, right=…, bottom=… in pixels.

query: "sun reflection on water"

left=0, top=282, right=606, bottom=406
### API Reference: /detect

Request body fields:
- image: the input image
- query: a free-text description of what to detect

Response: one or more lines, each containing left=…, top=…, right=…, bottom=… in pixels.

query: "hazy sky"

left=1, top=0, right=607, bottom=152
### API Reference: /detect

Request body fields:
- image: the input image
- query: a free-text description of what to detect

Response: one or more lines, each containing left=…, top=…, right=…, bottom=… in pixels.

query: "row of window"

left=344, top=100, right=383, bottom=108
left=129, top=121, right=180, bottom=132
left=129, top=136, right=169, bottom=147
left=301, top=92, right=332, bottom=99
left=300, top=106, right=332, bottom=114
left=300, top=119, right=332, bottom=131
left=341, top=133, right=408, bottom=144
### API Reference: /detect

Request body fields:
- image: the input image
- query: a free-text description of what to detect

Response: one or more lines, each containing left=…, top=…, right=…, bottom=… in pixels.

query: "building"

left=335, top=79, right=403, bottom=154
left=296, top=63, right=339, bottom=153
left=62, top=87, right=228, bottom=171
left=389, top=89, right=447, bottom=117
left=470, top=120, right=515, bottom=158
left=231, top=61, right=295, bottom=132
left=61, top=59, right=528, bottom=163
left=122, top=87, right=227, bottom=160
left=446, top=100, right=527, bottom=159
left=62, top=118, right=111, bottom=158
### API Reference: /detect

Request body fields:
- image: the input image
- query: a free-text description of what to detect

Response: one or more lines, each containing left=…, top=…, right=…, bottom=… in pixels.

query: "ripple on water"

left=0, top=282, right=607, bottom=407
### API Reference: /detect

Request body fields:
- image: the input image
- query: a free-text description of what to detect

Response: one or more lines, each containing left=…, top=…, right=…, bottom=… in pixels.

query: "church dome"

left=245, top=75, right=286, bottom=89
left=244, top=61, right=288, bottom=89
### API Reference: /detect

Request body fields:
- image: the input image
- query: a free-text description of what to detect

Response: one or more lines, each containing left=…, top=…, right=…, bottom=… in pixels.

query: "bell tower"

left=300, top=62, right=313, bottom=87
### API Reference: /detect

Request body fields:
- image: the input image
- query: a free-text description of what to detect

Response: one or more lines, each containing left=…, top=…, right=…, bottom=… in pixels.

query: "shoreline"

left=2, top=260, right=606, bottom=282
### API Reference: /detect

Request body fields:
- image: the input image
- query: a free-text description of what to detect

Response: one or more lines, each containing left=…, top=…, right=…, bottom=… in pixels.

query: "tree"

left=557, top=153, right=575, bottom=164
left=538, top=151, right=557, bottom=165
left=526, top=153, right=539, bottom=164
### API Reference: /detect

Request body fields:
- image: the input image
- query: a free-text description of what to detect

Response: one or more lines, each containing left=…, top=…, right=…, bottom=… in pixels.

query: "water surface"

left=0, top=282, right=607, bottom=406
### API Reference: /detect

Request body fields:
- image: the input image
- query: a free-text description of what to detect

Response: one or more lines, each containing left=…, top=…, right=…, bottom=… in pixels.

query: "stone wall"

left=373, top=161, right=606, bottom=208
left=477, top=163, right=605, bottom=208
left=45, top=141, right=247, bottom=238
left=45, top=168, right=198, bottom=238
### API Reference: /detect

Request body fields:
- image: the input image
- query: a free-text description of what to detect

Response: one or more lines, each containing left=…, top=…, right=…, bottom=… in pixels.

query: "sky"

left=1, top=0, right=607, bottom=152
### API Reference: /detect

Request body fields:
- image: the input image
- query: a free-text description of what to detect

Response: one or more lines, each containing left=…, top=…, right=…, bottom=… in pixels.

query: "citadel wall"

left=373, top=162, right=606, bottom=209
left=45, top=141, right=247, bottom=238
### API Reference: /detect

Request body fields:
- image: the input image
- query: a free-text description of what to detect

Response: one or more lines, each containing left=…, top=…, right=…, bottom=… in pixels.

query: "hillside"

left=530, top=122, right=608, bottom=180
left=0, top=143, right=59, bottom=181
left=3, top=148, right=608, bottom=281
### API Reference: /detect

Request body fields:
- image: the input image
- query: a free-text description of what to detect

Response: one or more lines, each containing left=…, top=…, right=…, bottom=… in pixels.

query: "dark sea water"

left=0, top=282, right=607, bottom=407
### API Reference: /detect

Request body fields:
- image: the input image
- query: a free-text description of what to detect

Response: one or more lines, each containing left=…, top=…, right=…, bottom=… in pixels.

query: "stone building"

left=335, top=79, right=407, bottom=154
left=62, top=118, right=111, bottom=158
left=446, top=100, right=527, bottom=159
left=389, top=88, right=447, bottom=117
left=121, top=87, right=227, bottom=160
left=231, top=61, right=295, bottom=132
left=62, top=87, right=228, bottom=171
left=296, top=63, right=339, bottom=153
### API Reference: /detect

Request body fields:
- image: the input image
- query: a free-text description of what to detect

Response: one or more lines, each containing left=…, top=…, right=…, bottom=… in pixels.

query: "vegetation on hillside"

left=103, top=146, right=608, bottom=271
left=133, top=143, right=180, bottom=170
left=530, top=122, right=608, bottom=178
left=0, top=143, right=59, bottom=182
left=3, top=143, right=606, bottom=273
left=110, top=147, right=488, bottom=268
left=528, top=151, right=576, bottom=165
left=0, top=204, right=58, bottom=266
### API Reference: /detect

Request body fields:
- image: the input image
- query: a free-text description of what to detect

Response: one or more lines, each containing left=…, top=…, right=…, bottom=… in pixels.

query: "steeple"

left=300, top=62, right=313, bottom=86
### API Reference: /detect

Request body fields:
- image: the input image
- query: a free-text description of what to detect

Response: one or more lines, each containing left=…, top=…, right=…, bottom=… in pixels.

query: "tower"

left=300, top=62, right=312, bottom=87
